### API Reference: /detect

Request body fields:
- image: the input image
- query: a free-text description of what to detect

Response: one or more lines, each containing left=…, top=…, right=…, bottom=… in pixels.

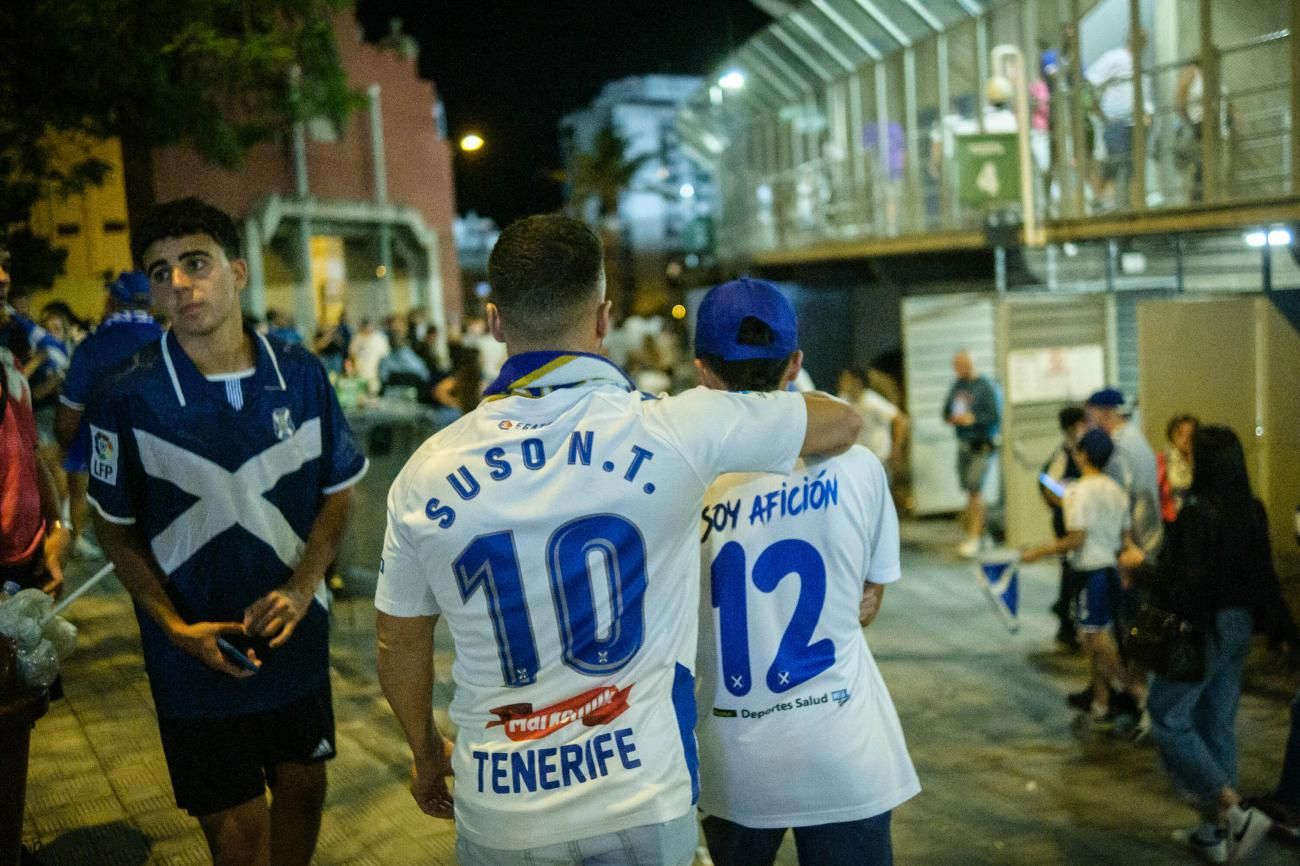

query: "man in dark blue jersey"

left=89, top=198, right=367, bottom=866
left=55, top=271, right=163, bottom=559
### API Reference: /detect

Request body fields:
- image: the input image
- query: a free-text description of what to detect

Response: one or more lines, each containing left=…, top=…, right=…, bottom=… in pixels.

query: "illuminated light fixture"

left=459, top=133, right=485, bottom=153
left=1245, top=228, right=1293, bottom=247
left=375, top=265, right=388, bottom=278
left=680, top=183, right=696, bottom=199
left=719, top=70, right=746, bottom=90
left=671, top=304, right=687, bottom=320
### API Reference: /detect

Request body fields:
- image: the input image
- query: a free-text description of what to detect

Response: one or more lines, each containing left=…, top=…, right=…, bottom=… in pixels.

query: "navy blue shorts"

left=1073, top=567, right=1117, bottom=632
left=156, top=684, right=335, bottom=816
left=702, top=811, right=893, bottom=866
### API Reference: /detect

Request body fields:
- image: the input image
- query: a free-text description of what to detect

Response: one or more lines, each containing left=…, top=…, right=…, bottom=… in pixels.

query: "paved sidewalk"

left=19, top=521, right=1300, bottom=865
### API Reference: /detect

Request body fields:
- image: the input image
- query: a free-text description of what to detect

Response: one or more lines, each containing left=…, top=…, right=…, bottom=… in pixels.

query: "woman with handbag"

left=1144, top=425, right=1275, bottom=863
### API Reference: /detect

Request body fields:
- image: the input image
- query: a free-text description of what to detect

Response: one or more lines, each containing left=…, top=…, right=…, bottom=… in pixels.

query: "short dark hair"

left=699, top=316, right=795, bottom=392
left=131, top=197, right=241, bottom=269
left=1076, top=428, right=1114, bottom=470
left=488, top=215, right=604, bottom=342
left=1058, top=406, right=1085, bottom=431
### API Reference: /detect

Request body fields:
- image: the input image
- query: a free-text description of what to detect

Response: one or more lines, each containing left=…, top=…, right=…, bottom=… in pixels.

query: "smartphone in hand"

left=217, top=637, right=261, bottom=674
left=1039, top=472, right=1067, bottom=499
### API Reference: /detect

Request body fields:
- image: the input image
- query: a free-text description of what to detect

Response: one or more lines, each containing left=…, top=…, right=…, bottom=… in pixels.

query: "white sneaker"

left=1227, top=805, right=1272, bottom=862
left=1171, top=826, right=1227, bottom=864
left=957, top=537, right=981, bottom=558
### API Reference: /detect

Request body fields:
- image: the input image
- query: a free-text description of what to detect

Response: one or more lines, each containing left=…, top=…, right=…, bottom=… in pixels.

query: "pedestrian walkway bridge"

left=676, top=0, right=1298, bottom=270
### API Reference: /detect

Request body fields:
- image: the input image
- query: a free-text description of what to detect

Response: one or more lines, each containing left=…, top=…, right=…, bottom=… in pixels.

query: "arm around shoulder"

left=800, top=391, right=861, bottom=457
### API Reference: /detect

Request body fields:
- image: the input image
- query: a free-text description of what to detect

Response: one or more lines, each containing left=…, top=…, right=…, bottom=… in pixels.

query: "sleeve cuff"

left=87, top=494, right=136, bottom=525
left=374, top=591, right=441, bottom=618
left=322, top=458, right=369, bottom=495
left=58, top=394, right=85, bottom=410
left=866, top=564, right=903, bottom=586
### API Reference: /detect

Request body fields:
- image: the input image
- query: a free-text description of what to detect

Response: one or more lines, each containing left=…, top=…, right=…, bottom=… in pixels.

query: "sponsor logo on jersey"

left=487, top=684, right=633, bottom=742
left=712, top=707, right=738, bottom=718
left=272, top=407, right=296, bottom=441
left=498, top=419, right=551, bottom=431
left=89, top=426, right=119, bottom=484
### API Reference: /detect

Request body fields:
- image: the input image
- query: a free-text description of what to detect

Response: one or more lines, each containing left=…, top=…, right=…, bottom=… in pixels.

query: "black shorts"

left=156, top=684, right=335, bottom=817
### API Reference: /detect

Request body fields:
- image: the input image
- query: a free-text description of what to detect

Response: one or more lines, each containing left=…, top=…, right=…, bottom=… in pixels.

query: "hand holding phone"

left=1039, top=472, right=1067, bottom=498
left=217, top=637, right=262, bottom=674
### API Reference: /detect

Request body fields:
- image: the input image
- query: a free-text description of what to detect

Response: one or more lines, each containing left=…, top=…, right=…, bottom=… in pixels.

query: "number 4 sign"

left=956, top=132, right=1021, bottom=208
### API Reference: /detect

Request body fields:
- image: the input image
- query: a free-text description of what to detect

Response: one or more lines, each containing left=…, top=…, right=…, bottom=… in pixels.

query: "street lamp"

left=718, top=70, right=745, bottom=90
left=459, top=133, right=485, bottom=153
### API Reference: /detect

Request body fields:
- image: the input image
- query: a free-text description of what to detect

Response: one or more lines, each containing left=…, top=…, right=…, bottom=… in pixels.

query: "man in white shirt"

left=837, top=366, right=902, bottom=467
left=348, top=318, right=390, bottom=394
left=1023, top=428, right=1143, bottom=727
left=373, top=217, right=861, bottom=866
left=1086, top=32, right=1153, bottom=208
left=694, top=280, right=919, bottom=866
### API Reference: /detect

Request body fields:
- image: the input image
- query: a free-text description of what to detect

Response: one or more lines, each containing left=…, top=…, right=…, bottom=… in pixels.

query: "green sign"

left=956, top=133, right=1021, bottom=208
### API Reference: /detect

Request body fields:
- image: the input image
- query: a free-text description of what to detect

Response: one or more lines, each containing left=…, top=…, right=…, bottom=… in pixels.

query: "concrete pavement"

left=19, top=519, right=1299, bottom=865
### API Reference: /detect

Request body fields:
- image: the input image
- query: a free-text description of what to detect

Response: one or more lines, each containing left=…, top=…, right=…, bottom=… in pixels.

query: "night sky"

left=355, top=1, right=770, bottom=226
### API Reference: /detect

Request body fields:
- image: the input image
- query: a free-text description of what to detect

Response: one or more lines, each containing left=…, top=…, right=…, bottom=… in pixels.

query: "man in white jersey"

left=374, top=216, right=861, bottom=866
left=694, top=279, right=920, bottom=866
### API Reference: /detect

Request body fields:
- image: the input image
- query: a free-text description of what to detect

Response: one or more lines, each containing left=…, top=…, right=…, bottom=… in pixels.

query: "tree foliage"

left=569, top=124, right=652, bottom=219
left=0, top=0, right=363, bottom=285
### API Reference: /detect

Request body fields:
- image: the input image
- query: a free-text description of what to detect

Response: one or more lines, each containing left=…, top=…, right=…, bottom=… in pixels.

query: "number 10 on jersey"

left=454, top=514, right=648, bottom=687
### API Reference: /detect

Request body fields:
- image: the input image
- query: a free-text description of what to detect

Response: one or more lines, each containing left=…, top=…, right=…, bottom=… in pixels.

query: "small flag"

left=976, top=551, right=1020, bottom=633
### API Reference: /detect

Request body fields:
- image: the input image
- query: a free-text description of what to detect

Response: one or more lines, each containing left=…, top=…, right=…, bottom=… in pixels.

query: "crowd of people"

left=1018, top=387, right=1300, bottom=862
left=1, top=203, right=918, bottom=866
left=3, top=196, right=1298, bottom=866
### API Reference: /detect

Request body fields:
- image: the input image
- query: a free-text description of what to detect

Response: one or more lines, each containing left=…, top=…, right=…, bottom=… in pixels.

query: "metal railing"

left=692, top=0, right=1297, bottom=263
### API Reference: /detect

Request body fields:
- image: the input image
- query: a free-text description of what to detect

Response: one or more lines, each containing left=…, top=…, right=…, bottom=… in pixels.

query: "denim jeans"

left=1275, top=686, right=1300, bottom=809
left=455, top=811, right=696, bottom=866
left=701, top=811, right=893, bottom=866
left=1148, top=607, right=1254, bottom=806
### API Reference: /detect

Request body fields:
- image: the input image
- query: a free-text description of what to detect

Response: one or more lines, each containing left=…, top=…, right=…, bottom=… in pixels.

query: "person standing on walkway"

left=0, top=243, right=69, bottom=595
left=1084, top=388, right=1162, bottom=562
left=694, top=280, right=919, bottom=866
left=942, top=350, right=1000, bottom=557
left=1023, top=429, right=1144, bottom=729
left=1145, top=425, right=1275, bottom=863
left=54, top=271, right=163, bottom=561
left=88, top=198, right=368, bottom=866
left=374, top=218, right=860, bottom=866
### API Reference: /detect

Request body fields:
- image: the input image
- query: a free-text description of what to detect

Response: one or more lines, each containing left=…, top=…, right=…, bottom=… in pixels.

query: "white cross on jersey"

left=134, top=417, right=322, bottom=574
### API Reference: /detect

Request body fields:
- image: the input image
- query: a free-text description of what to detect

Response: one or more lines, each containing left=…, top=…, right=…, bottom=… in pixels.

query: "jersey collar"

left=161, top=328, right=287, bottom=408
left=482, top=350, right=635, bottom=403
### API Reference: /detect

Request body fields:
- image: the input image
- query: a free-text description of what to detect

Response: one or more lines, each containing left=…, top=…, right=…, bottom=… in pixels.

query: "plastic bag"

left=16, top=639, right=59, bottom=689
left=0, top=605, right=42, bottom=649
left=42, top=617, right=78, bottom=660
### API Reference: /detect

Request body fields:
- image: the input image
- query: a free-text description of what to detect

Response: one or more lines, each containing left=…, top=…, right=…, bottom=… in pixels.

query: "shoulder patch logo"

left=89, top=426, right=119, bottom=484
left=272, top=407, right=295, bottom=441
left=310, top=737, right=334, bottom=759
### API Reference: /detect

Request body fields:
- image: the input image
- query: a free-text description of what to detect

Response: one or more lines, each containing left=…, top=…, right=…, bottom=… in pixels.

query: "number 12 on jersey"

left=711, top=539, right=835, bottom=697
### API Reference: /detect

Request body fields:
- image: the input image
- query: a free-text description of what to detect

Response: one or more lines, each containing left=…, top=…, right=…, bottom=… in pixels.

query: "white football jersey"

left=377, top=380, right=806, bottom=850
left=696, top=445, right=920, bottom=827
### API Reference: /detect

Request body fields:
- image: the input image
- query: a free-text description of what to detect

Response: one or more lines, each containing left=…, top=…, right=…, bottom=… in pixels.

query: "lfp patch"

left=89, top=425, right=119, bottom=484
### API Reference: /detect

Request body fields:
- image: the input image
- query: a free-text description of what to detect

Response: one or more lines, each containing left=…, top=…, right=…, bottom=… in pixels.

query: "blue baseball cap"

left=108, top=271, right=151, bottom=304
left=1085, top=387, right=1125, bottom=408
left=694, top=278, right=798, bottom=362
